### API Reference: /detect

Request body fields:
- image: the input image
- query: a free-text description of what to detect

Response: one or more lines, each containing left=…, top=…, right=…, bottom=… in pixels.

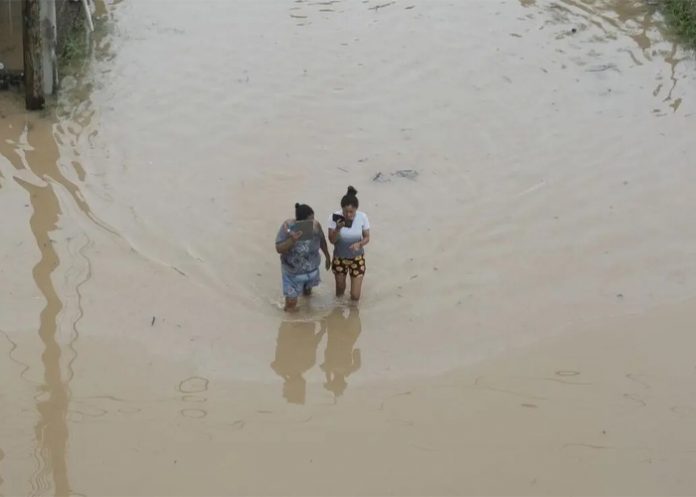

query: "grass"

left=59, top=20, right=89, bottom=68
left=661, top=0, right=696, bottom=48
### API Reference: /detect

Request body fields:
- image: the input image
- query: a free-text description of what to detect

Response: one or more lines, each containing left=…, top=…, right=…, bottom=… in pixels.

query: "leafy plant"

left=662, top=0, right=696, bottom=48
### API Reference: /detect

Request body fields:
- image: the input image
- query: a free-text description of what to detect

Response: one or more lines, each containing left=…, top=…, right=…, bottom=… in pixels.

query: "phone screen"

left=333, top=214, right=353, bottom=228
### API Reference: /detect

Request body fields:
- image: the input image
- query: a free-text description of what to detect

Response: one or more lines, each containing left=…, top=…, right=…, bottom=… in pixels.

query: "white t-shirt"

left=328, top=210, right=370, bottom=259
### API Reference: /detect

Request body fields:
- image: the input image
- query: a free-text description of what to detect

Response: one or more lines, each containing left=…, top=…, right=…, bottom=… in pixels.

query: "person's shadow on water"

left=321, top=307, right=362, bottom=398
left=271, top=320, right=326, bottom=404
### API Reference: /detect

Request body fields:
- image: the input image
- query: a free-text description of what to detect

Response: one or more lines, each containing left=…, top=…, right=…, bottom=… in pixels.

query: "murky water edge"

left=2, top=0, right=696, bottom=495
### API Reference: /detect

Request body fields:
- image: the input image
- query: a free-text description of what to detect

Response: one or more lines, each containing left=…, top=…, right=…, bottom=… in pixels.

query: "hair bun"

left=295, top=203, right=301, bottom=208
left=346, top=186, right=358, bottom=196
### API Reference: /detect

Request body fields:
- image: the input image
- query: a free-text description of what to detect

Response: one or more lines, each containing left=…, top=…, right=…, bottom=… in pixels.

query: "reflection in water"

left=1, top=7, right=118, bottom=492
left=523, top=0, right=686, bottom=111
left=321, top=307, right=362, bottom=398
left=271, top=308, right=363, bottom=404
left=0, top=446, right=4, bottom=492
left=18, top=176, right=71, bottom=497
left=271, top=320, right=326, bottom=404
left=0, top=327, right=32, bottom=383
left=6, top=110, right=82, bottom=497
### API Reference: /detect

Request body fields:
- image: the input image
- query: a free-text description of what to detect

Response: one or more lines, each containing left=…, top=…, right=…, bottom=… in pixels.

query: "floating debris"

left=393, top=169, right=418, bottom=180
left=372, top=169, right=419, bottom=182
left=369, top=1, right=395, bottom=11
left=555, top=370, right=580, bottom=377
left=586, top=63, right=619, bottom=73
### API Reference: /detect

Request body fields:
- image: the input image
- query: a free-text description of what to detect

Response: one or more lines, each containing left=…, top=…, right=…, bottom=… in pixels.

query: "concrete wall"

left=0, top=0, right=23, bottom=72
left=0, top=0, right=84, bottom=74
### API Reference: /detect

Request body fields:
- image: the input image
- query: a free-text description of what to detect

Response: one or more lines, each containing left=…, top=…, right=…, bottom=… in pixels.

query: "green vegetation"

left=661, top=0, right=696, bottom=48
left=59, top=19, right=89, bottom=68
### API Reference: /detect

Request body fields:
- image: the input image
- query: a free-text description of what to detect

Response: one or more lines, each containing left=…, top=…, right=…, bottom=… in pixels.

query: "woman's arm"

left=276, top=237, right=295, bottom=254
left=318, top=222, right=331, bottom=260
left=276, top=222, right=302, bottom=254
left=349, top=229, right=370, bottom=253
left=361, top=229, right=370, bottom=248
left=328, top=218, right=345, bottom=245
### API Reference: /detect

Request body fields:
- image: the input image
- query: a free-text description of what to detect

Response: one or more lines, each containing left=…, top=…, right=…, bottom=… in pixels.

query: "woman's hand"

left=276, top=225, right=302, bottom=255
left=328, top=220, right=344, bottom=245
left=284, top=222, right=303, bottom=242
left=349, top=241, right=363, bottom=253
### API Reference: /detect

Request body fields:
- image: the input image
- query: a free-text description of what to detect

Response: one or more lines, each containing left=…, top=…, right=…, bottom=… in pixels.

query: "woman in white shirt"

left=327, top=186, right=371, bottom=301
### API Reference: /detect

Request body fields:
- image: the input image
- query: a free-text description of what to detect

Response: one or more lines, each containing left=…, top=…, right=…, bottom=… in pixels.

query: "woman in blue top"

left=328, top=186, right=371, bottom=301
left=276, top=203, right=331, bottom=311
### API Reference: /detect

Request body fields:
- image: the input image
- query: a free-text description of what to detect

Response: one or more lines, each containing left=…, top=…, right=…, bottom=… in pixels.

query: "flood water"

left=2, top=0, right=696, bottom=495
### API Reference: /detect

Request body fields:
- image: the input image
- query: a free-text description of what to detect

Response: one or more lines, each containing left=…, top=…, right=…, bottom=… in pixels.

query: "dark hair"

left=295, top=203, right=314, bottom=221
left=340, top=186, right=359, bottom=208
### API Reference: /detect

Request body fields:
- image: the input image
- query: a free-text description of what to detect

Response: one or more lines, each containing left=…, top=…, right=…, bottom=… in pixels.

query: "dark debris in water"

left=369, top=1, right=395, bottom=11
left=394, top=169, right=418, bottom=180
left=372, top=169, right=419, bottom=182
left=586, top=63, right=620, bottom=73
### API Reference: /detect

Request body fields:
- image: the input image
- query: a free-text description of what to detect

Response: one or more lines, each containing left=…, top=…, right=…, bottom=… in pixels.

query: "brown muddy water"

left=2, top=0, right=696, bottom=495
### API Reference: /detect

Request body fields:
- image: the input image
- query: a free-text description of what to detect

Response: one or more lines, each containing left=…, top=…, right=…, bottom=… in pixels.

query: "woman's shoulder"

left=357, top=211, right=370, bottom=228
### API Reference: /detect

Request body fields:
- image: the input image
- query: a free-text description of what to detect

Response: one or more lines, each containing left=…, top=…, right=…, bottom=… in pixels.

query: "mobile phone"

left=333, top=213, right=352, bottom=228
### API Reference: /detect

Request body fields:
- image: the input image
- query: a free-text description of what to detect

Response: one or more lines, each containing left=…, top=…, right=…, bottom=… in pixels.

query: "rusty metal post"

left=22, top=0, right=45, bottom=110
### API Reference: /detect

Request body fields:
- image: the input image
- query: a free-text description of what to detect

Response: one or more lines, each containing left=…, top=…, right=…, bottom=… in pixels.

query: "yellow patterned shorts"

left=332, top=255, right=366, bottom=277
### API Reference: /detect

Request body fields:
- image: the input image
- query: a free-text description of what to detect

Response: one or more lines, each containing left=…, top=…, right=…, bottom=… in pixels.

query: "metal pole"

left=40, top=0, right=57, bottom=95
left=81, top=0, right=94, bottom=32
